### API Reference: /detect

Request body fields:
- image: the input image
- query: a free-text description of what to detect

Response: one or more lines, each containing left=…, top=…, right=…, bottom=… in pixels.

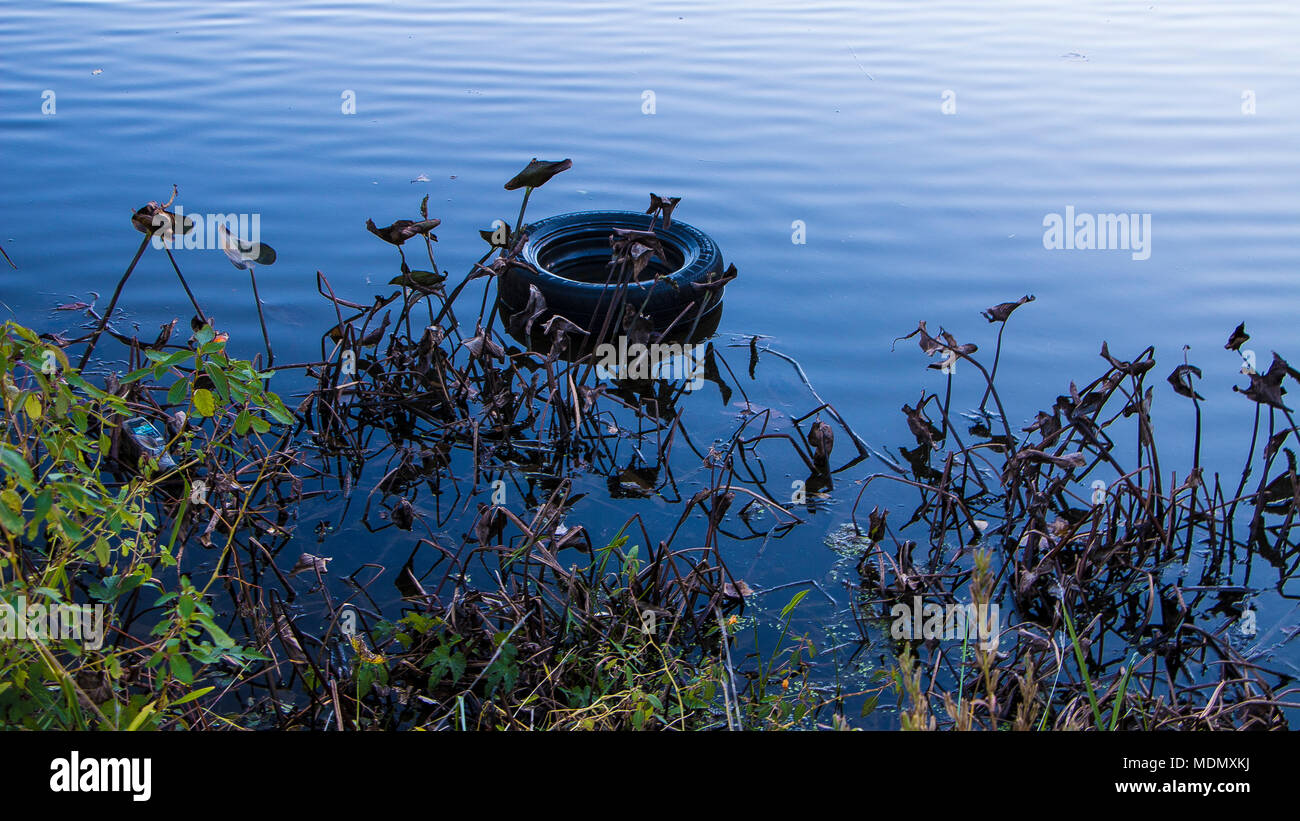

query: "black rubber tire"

left=498, top=210, right=726, bottom=333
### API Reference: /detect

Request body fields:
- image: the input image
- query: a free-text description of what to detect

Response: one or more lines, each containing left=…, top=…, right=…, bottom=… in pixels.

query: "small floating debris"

left=121, top=416, right=178, bottom=472
left=290, top=553, right=333, bottom=577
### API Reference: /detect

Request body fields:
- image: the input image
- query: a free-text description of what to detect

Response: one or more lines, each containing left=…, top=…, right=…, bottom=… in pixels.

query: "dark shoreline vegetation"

left=2, top=163, right=1298, bottom=730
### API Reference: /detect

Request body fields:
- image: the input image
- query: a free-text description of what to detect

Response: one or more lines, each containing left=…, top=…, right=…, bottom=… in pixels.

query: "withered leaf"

left=366, top=217, right=440, bottom=246
left=1167, top=364, right=1205, bottom=401
left=902, top=402, right=943, bottom=449
left=981, top=294, right=1035, bottom=323
left=392, top=497, right=414, bottom=531
left=867, top=506, right=889, bottom=542
left=695, top=262, right=739, bottom=295
left=578, top=383, right=605, bottom=412
left=610, top=228, right=666, bottom=276
left=463, top=323, right=506, bottom=360
left=809, top=419, right=834, bottom=465
left=1225, top=322, right=1249, bottom=352
left=132, top=202, right=194, bottom=239
left=150, top=319, right=176, bottom=350
left=1264, top=430, right=1291, bottom=460
left=474, top=504, right=506, bottom=548
left=899, top=443, right=942, bottom=482
left=541, top=313, right=588, bottom=356
left=216, top=223, right=277, bottom=266
left=541, top=313, right=585, bottom=340
left=1233, top=352, right=1291, bottom=410
left=721, top=579, right=754, bottom=600
left=1121, top=386, right=1154, bottom=418
left=273, top=613, right=309, bottom=665
left=356, top=312, right=390, bottom=348
left=898, top=321, right=943, bottom=356
left=1014, top=449, right=1087, bottom=470
left=290, top=553, right=333, bottom=577
left=1269, top=351, right=1300, bottom=383
left=1261, top=450, right=1297, bottom=507
left=390, top=268, right=446, bottom=290
left=645, top=192, right=682, bottom=229
left=1236, top=372, right=1288, bottom=410
left=479, top=224, right=512, bottom=248
left=620, top=306, right=653, bottom=347
left=506, top=284, right=548, bottom=338
left=708, top=490, right=735, bottom=524
left=504, top=158, right=572, bottom=190
left=1100, top=341, right=1154, bottom=376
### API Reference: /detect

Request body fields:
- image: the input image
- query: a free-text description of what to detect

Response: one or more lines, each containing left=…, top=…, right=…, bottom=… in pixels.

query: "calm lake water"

left=3, top=0, right=1299, bottom=724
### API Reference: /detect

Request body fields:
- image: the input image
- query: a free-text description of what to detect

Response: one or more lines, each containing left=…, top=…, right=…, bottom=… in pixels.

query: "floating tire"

left=498, top=210, right=728, bottom=336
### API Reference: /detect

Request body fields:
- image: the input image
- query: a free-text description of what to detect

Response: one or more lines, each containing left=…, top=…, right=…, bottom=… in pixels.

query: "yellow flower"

left=350, top=634, right=385, bottom=664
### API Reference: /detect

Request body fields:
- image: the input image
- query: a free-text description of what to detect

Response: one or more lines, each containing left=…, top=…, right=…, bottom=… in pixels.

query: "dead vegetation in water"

left=852, top=304, right=1300, bottom=729
left=6, top=167, right=1299, bottom=730
left=3, top=170, right=876, bottom=729
left=265, top=176, right=875, bottom=729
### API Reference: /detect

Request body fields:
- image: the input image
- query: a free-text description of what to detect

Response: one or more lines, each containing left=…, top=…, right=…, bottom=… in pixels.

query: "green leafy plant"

left=0, top=320, right=282, bottom=729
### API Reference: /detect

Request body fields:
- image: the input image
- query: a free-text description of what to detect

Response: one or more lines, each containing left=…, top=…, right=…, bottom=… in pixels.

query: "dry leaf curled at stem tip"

left=390, top=268, right=446, bottom=290
left=645, top=192, right=682, bottom=229
left=902, top=402, right=943, bottom=449
left=1167, top=364, right=1205, bottom=401
left=867, top=506, right=889, bottom=542
left=131, top=198, right=194, bottom=240
left=893, top=321, right=961, bottom=361
left=809, top=419, right=834, bottom=465
left=938, top=330, right=977, bottom=357
left=504, top=158, right=572, bottom=191
left=1233, top=352, right=1293, bottom=411
left=1099, top=341, right=1154, bottom=376
left=981, top=294, right=1035, bottom=323
left=365, top=218, right=440, bottom=246
left=216, top=223, right=277, bottom=267
left=1225, top=322, right=1249, bottom=352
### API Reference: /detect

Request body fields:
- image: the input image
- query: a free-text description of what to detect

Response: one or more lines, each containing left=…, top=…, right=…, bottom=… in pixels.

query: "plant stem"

left=79, top=234, right=151, bottom=370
